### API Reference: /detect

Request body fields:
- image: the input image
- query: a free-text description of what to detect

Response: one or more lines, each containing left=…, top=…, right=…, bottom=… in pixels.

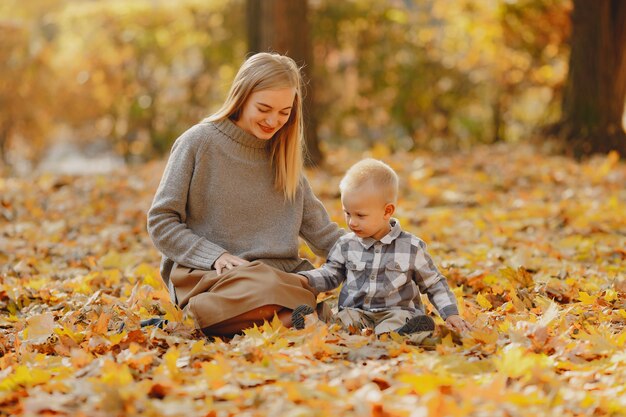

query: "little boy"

left=293, top=158, right=470, bottom=336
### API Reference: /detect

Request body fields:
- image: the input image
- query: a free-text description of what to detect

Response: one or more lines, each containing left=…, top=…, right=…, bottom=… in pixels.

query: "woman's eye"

left=258, top=108, right=269, bottom=113
left=280, top=112, right=289, bottom=116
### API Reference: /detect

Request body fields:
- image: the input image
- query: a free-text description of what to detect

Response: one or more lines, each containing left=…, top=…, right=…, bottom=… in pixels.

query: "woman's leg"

left=206, top=304, right=293, bottom=336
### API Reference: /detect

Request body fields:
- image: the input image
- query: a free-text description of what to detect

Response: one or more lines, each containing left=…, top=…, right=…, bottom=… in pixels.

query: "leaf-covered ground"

left=1, top=143, right=625, bottom=417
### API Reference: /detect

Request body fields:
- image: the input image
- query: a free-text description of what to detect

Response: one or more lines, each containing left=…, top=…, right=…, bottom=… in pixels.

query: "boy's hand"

left=298, top=275, right=319, bottom=296
left=445, top=315, right=472, bottom=334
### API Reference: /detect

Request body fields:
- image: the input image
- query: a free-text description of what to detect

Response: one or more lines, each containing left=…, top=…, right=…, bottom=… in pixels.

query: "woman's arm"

left=299, top=176, right=345, bottom=257
left=147, top=128, right=226, bottom=270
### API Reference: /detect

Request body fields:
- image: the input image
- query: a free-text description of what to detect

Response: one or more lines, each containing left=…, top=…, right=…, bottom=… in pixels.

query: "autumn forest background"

left=1, top=0, right=626, bottom=416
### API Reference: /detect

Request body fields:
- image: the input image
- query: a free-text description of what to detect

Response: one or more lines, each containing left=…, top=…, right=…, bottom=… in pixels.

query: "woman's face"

left=235, top=88, right=296, bottom=140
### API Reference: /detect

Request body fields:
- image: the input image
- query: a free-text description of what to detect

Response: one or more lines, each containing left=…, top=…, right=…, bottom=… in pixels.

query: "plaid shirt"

left=299, top=219, right=459, bottom=319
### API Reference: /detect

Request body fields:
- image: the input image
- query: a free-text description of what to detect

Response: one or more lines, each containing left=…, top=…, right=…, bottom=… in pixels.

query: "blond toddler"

left=293, top=159, right=470, bottom=336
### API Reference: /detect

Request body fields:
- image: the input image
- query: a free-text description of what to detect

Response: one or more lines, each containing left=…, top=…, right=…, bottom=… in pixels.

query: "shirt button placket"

left=368, top=243, right=383, bottom=308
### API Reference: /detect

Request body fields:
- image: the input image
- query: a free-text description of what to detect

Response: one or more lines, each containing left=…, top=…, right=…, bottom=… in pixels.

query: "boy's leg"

left=372, top=310, right=415, bottom=335
left=316, top=300, right=334, bottom=322
left=335, top=308, right=372, bottom=332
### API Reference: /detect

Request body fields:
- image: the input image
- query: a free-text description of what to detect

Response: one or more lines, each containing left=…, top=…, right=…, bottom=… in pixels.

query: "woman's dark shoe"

left=395, top=315, right=435, bottom=335
left=117, top=317, right=168, bottom=333
left=292, top=304, right=315, bottom=330
left=141, top=317, right=168, bottom=329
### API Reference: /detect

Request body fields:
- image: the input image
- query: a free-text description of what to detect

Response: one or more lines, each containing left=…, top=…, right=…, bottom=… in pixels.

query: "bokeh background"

left=1, top=0, right=624, bottom=175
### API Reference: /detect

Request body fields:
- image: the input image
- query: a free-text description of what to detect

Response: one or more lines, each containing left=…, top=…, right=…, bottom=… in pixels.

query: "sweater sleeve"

left=147, top=128, right=227, bottom=270
left=299, top=176, right=345, bottom=257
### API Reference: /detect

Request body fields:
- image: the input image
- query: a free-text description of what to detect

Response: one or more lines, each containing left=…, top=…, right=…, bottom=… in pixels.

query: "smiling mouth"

left=259, top=124, right=275, bottom=133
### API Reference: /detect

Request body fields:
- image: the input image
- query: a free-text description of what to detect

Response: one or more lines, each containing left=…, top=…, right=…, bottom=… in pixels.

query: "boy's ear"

left=384, top=203, right=395, bottom=218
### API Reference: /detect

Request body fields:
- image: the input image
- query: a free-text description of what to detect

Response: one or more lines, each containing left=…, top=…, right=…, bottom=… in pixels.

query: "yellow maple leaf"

left=190, top=340, right=207, bottom=355
left=163, top=346, right=180, bottom=377
left=476, top=293, right=493, bottom=310
left=99, top=251, right=122, bottom=269
left=603, top=289, right=617, bottom=303
left=100, top=360, right=133, bottom=386
left=135, top=263, right=163, bottom=289
left=25, top=277, right=48, bottom=291
left=0, top=365, right=51, bottom=391
left=494, top=345, right=553, bottom=380
left=55, top=325, right=85, bottom=344
left=107, top=331, right=125, bottom=346
left=101, top=269, right=121, bottom=286
left=578, top=291, right=597, bottom=305
left=92, top=311, right=111, bottom=335
left=202, top=361, right=227, bottom=390
left=500, top=266, right=534, bottom=289
left=397, top=373, right=454, bottom=395
left=162, top=300, right=183, bottom=323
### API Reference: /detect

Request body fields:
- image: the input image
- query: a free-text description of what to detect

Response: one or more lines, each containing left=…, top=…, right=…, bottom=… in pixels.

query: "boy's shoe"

left=395, top=315, right=435, bottom=335
left=292, top=304, right=315, bottom=330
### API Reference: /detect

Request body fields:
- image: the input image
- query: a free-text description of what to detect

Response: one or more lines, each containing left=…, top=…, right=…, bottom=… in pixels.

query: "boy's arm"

left=412, top=239, right=459, bottom=320
left=298, top=240, right=347, bottom=292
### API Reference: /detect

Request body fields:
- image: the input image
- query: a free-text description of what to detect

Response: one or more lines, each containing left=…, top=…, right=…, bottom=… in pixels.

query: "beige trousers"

left=169, top=260, right=316, bottom=332
left=334, top=307, right=415, bottom=334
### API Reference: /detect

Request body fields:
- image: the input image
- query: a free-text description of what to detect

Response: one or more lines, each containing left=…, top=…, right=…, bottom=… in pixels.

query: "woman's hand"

left=445, top=315, right=472, bottom=334
left=214, top=253, right=248, bottom=274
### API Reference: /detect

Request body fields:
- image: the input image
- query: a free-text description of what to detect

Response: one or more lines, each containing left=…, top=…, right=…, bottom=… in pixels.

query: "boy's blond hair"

left=339, top=158, right=399, bottom=204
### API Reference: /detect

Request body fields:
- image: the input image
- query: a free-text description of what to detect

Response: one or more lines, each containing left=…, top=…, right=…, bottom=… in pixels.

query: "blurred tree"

left=558, top=0, right=626, bottom=156
left=54, top=1, right=245, bottom=161
left=498, top=0, right=570, bottom=142
left=0, top=0, right=578, bottom=168
left=309, top=1, right=571, bottom=152
left=247, top=0, right=322, bottom=165
left=0, top=3, right=57, bottom=171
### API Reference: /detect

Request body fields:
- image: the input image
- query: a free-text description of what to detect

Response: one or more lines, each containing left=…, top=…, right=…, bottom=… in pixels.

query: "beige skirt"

left=169, top=260, right=316, bottom=331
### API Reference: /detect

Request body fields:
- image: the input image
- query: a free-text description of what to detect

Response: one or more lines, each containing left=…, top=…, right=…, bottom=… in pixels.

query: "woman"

left=147, top=52, right=342, bottom=337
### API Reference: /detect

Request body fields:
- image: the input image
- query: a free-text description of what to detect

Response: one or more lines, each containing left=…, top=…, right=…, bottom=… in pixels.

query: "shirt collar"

left=357, top=218, right=402, bottom=249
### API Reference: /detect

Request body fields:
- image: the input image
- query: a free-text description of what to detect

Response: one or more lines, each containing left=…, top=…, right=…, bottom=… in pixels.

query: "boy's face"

left=341, top=185, right=395, bottom=241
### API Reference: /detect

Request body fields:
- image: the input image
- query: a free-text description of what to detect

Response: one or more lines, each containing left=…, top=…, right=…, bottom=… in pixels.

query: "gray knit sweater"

left=147, top=118, right=343, bottom=285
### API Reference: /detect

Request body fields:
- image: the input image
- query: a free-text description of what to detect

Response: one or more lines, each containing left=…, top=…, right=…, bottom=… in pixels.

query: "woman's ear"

left=384, top=203, right=395, bottom=219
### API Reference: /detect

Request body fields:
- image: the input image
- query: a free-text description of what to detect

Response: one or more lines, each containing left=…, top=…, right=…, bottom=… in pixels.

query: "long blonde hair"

left=206, top=52, right=304, bottom=201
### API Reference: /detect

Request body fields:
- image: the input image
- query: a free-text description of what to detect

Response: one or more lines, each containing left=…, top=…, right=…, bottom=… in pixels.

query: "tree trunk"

left=0, top=123, right=9, bottom=168
left=247, top=0, right=322, bottom=166
left=559, top=0, right=626, bottom=157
